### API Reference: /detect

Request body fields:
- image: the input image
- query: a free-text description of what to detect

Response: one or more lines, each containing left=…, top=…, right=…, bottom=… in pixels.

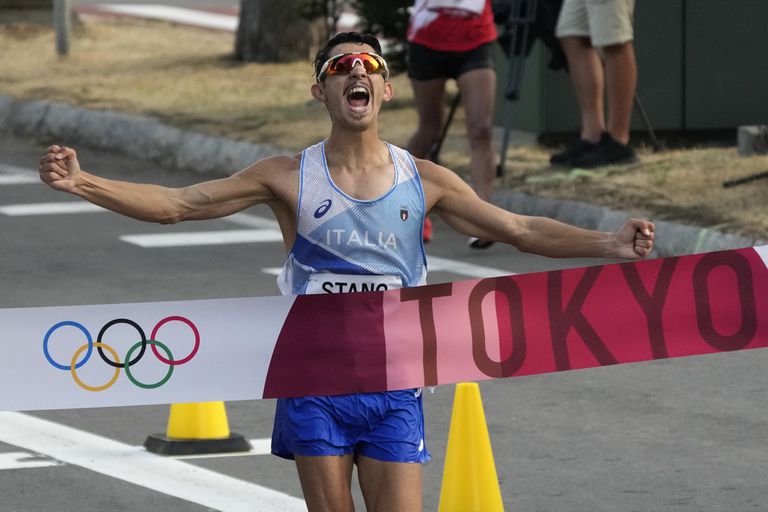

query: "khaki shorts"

left=555, top=0, right=635, bottom=47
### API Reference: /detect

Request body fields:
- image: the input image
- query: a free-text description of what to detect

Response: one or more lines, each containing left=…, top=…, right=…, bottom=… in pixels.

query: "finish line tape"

left=2, top=246, right=767, bottom=411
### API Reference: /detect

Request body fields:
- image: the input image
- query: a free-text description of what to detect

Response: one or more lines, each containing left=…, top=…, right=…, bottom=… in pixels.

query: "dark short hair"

left=313, top=32, right=383, bottom=82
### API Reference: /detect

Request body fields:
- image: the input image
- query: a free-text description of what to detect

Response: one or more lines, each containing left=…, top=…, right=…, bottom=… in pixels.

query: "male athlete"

left=40, top=32, right=654, bottom=512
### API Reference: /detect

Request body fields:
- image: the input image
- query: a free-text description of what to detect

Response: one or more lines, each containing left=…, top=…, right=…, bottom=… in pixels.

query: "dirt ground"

left=1, top=19, right=766, bottom=240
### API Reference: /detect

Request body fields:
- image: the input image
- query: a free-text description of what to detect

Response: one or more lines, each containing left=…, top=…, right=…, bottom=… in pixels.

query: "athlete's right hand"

left=39, top=145, right=81, bottom=193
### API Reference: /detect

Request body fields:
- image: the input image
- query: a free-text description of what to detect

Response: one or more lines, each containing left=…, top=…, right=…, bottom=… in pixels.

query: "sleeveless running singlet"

left=277, top=140, right=427, bottom=296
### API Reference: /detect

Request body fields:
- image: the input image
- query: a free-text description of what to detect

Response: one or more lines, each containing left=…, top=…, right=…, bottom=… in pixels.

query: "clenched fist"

left=39, top=145, right=81, bottom=194
left=614, top=218, right=655, bottom=259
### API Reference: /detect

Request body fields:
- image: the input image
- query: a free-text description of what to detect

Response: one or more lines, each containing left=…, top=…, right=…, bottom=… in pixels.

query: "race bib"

left=306, top=273, right=403, bottom=294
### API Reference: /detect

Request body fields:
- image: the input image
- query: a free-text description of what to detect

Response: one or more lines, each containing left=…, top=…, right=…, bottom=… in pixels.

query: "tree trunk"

left=235, top=0, right=317, bottom=62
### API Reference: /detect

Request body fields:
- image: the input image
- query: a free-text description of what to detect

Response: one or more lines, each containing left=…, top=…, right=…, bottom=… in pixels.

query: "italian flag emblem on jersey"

left=400, top=208, right=408, bottom=221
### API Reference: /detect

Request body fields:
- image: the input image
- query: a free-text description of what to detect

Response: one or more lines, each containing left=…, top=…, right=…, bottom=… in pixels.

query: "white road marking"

left=0, top=202, right=105, bottom=216
left=99, top=4, right=238, bottom=31
left=262, top=256, right=514, bottom=280
left=0, top=164, right=40, bottom=185
left=0, top=164, right=36, bottom=174
left=224, top=212, right=280, bottom=230
left=0, top=175, right=41, bottom=185
left=427, top=255, right=514, bottom=278
left=0, top=451, right=63, bottom=471
left=120, top=229, right=284, bottom=247
left=0, top=412, right=305, bottom=512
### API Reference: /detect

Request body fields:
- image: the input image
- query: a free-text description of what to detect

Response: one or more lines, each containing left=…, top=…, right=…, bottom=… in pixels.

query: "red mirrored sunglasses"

left=317, top=52, right=389, bottom=82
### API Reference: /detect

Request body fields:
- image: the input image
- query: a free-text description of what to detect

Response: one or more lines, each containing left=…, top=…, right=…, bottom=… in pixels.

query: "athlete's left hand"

left=614, top=219, right=655, bottom=259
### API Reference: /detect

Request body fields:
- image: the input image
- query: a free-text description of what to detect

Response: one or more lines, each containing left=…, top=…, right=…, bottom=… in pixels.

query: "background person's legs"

left=295, top=454, right=355, bottom=512
left=552, top=0, right=636, bottom=167
left=565, top=39, right=637, bottom=167
left=407, top=77, right=448, bottom=159
left=456, top=67, right=496, bottom=202
left=560, top=35, right=604, bottom=143
left=552, top=36, right=637, bottom=167
left=408, top=77, right=447, bottom=243
left=603, top=41, right=636, bottom=144
left=357, top=455, right=423, bottom=512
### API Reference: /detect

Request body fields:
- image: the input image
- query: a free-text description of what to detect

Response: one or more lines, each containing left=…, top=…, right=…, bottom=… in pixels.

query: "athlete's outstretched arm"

left=418, top=159, right=654, bottom=260
left=39, top=145, right=296, bottom=224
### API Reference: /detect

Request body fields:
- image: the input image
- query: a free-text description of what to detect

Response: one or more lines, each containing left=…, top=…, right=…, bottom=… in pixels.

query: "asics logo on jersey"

left=314, top=199, right=332, bottom=218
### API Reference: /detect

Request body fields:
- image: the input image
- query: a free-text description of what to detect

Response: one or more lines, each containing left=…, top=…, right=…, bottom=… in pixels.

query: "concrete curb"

left=494, top=192, right=761, bottom=258
left=1, top=95, right=763, bottom=257
left=0, top=95, right=288, bottom=175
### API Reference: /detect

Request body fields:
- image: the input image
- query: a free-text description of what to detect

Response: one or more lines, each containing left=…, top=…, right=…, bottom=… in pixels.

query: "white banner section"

left=1, top=297, right=296, bottom=411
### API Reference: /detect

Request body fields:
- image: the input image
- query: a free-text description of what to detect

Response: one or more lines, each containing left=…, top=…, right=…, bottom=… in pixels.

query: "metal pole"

left=53, top=0, right=70, bottom=56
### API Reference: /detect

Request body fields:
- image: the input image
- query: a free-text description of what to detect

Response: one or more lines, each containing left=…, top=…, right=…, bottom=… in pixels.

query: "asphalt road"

left=1, top=133, right=766, bottom=511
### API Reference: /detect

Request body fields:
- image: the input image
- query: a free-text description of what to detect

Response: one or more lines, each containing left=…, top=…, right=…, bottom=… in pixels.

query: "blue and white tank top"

left=277, top=140, right=428, bottom=296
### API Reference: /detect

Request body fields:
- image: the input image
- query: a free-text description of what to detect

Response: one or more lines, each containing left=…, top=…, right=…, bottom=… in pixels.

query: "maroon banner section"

left=263, top=291, right=388, bottom=398
left=262, top=247, right=768, bottom=398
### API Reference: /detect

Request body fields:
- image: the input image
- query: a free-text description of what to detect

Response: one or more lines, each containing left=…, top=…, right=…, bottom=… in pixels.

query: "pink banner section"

left=263, top=246, right=768, bottom=398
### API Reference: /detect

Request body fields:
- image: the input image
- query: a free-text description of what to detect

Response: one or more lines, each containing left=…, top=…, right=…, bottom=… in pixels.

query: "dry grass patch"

left=0, top=19, right=432, bottom=150
left=1, top=19, right=766, bottom=240
left=497, top=146, right=768, bottom=239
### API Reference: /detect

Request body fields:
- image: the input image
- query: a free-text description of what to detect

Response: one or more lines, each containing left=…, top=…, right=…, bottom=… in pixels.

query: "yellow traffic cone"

left=439, top=383, right=504, bottom=512
left=144, top=401, right=252, bottom=456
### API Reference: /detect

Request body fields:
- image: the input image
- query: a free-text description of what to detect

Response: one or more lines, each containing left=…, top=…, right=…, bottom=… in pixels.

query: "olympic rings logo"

left=43, top=316, right=200, bottom=392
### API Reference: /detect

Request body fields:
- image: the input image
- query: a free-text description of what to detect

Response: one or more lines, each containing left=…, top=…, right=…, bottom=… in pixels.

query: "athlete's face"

left=311, top=42, right=393, bottom=131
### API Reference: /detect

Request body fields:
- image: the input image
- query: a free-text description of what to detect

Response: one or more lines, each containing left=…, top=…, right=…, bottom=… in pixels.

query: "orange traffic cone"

left=438, top=383, right=504, bottom=512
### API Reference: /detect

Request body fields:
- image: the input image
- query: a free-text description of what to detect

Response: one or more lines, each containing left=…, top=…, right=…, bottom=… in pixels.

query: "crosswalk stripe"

left=0, top=451, right=63, bottom=471
left=0, top=164, right=39, bottom=185
left=0, top=412, right=305, bottom=511
left=427, top=255, right=514, bottom=278
left=224, top=212, right=280, bottom=230
left=98, top=4, right=238, bottom=31
left=120, top=229, right=284, bottom=248
left=0, top=164, right=36, bottom=175
left=0, top=175, right=40, bottom=185
left=0, top=202, right=105, bottom=216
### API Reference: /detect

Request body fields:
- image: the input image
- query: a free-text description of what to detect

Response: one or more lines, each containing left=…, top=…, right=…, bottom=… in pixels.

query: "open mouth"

left=345, top=86, right=370, bottom=110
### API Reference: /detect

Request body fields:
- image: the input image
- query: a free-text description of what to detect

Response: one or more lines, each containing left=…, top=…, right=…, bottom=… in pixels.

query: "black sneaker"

left=468, top=237, right=495, bottom=249
left=549, top=138, right=600, bottom=166
left=570, top=133, right=637, bottom=168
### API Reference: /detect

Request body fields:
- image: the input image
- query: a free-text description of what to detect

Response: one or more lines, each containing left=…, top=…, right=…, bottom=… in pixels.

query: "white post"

left=52, top=0, right=70, bottom=56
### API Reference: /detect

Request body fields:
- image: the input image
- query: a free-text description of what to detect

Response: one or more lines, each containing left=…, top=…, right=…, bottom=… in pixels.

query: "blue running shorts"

left=271, top=389, right=430, bottom=463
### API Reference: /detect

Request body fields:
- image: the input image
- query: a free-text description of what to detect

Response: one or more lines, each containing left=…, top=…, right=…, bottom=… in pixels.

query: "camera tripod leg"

left=633, top=93, right=661, bottom=152
left=429, top=93, right=462, bottom=163
left=722, top=170, right=768, bottom=188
